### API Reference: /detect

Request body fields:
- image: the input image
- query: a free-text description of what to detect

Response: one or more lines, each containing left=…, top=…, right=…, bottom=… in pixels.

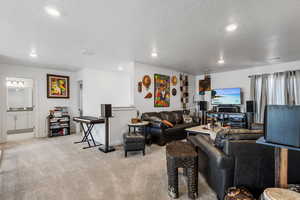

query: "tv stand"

left=207, top=112, right=247, bottom=129
left=215, top=105, right=240, bottom=113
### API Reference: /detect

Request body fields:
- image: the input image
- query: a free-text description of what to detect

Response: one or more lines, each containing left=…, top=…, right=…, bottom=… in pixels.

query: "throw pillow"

left=183, top=114, right=193, bottom=124
left=162, top=120, right=174, bottom=128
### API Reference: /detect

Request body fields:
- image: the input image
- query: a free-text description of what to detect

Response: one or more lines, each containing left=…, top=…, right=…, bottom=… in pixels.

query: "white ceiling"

left=1, top=0, right=300, bottom=74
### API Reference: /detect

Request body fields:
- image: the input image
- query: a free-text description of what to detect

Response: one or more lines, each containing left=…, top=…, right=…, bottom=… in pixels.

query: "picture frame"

left=47, top=74, right=70, bottom=98
left=154, top=74, right=170, bottom=107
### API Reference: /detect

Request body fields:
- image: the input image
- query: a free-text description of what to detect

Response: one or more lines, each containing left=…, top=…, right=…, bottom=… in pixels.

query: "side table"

left=166, top=141, right=198, bottom=199
left=128, top=121, right=150, bottom=144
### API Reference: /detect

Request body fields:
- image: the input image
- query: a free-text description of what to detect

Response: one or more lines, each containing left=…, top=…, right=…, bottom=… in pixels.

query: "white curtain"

left=250, top=70, right=300, bottom=123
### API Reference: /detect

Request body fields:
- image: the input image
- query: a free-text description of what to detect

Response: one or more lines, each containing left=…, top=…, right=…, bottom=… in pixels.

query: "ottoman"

left=123, top=133, right=145, bottom=157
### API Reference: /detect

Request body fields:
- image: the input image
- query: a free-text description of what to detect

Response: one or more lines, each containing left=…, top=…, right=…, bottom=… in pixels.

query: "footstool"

left=123, top=132, right=145, bottom=157
left=166, top=141, right=198, bottom=199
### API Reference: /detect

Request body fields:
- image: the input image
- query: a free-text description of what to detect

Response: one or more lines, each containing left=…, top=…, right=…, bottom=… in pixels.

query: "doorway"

left=78, top=80, right=83, bottom=117
left=6, top=77, right=35, bottom=141
left=78, top=80, right=83, bottom=133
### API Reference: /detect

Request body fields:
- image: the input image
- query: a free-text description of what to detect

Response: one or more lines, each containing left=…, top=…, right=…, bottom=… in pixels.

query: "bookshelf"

left=48, top=115, right=70, bottom=137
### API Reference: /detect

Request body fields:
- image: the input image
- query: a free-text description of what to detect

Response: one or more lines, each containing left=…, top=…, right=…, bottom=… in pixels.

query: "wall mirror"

left=6, top=77, right=34, bottom=111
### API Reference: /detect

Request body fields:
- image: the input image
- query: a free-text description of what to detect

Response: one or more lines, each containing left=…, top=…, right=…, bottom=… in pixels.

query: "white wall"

left=195, top=60, right=300, bottom=112
left=0, top=64, right=78, bottom=143
left=79, top=67, right=134, bottom=116
left=134, top=62, right=196, bottom=113
left=77, top=62, right=196, bottom=145
left=77, top=64, right=135, bottom=145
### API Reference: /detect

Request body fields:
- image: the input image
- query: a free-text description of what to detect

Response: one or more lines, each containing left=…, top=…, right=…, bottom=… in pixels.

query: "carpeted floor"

left=0, top=134, right=217, bottom=200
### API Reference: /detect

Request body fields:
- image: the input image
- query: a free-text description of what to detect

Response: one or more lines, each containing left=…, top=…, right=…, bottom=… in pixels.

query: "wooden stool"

left=262, top=188, right=300, bottom=200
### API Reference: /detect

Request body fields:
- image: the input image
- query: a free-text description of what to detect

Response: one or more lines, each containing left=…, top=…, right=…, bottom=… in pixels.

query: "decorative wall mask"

left=199, top=75, right=211, bottom=95
left=144, top=92, right=153, bottom=99
left=180, top=74, right=189, bottom=109
left=171, top=76, right=178, bottom=86
left=138, top=82, right=142, bottom=93
left=142, top=75, right=151, bottom=89
left=172, top=88, right=177, bottom=96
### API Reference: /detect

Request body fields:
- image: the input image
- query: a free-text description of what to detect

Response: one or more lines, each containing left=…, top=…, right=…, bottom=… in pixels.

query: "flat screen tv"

left=211, top=88, right=241, bottom=105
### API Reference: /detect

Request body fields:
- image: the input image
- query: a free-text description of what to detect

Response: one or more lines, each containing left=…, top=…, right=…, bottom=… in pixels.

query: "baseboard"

left=7, top=128, right=34, bottom=134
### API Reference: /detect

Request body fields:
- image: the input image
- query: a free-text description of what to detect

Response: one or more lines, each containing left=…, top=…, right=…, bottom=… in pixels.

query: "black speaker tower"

left=99, top=104, right=115, bottom=153
left=246, top=101, right=255, bottom=129
left=198, top=101, right=207, bottom=125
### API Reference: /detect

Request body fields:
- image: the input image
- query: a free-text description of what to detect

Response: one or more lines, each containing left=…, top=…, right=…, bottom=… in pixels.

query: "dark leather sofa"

left=141, top=110, right=199, bottom=146
left=187, top=130, right=300, bottom=199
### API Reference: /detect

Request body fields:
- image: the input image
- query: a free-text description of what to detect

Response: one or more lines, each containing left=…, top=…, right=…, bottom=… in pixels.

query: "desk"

left=256, top=137, right=300, bottom=188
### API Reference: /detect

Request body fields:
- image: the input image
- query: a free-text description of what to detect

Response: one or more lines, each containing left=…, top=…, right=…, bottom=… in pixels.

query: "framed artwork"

left=47, top=74, right=70, bottom=98
left=154, top=74, right=170, bottom=107
left=199, top=75, right=211, bottom=95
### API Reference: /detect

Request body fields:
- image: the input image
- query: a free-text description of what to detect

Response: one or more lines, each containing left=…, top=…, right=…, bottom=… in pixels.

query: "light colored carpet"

left=0, top=135, right=217, bottom=200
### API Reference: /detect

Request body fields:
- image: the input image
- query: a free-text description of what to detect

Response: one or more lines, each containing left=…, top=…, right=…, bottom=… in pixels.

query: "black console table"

left=256, top=137, right=300, bottom=188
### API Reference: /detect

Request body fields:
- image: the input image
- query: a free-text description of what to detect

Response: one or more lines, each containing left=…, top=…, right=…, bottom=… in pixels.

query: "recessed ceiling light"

left=117, top=65, right=124, bottom=71
left=29, top=51, right=38, bottom=58
left=226, top=23, right=238, bottom=32
left=218, top=58, right=225, bottom=64
left=151, top=52, right=158, bottom=58
left=44, top=6, right=61, bottom=17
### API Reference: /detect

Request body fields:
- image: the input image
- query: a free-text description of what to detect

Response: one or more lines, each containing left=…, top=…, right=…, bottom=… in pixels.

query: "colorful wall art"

left=47, top=74, right=69, bottom=98
left=199, top=75, right=211, bottom=95
left=154, top=74, right=170, bottom=107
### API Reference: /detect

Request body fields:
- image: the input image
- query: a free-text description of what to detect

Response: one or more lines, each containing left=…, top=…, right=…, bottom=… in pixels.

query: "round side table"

left=128, top=121, right=150, bottom=144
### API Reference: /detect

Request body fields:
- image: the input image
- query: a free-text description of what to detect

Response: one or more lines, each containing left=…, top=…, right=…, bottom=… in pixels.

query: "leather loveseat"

left=187, top=128, right=300, bottom=199
left=141, top=110, right=199, bottom=146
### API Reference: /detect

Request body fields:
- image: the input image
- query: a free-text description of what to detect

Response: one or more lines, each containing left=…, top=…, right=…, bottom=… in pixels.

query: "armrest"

left=188, top=135, right=233, bottom=169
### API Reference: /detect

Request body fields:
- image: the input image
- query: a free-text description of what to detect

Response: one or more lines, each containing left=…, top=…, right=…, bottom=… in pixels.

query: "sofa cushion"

left=172, top=111, right=184, bottom=124
left=149, top=116, right=162, bottom=122
left=160, top=111, right=176, bottom=124
left=141, top=112, right=161, bottom=121
left=183, top=114, right=193, bottom=123
left=250, top=123, right=264, bottom=130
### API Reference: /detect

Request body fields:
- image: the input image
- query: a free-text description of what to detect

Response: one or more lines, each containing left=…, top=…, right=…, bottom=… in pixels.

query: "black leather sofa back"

left=141, top=110, right=198, bottom=145
left=188, top=134, right=300, bottom=199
